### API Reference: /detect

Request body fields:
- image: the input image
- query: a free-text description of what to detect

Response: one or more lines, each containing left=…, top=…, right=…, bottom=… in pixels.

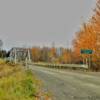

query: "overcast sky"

left=0, top=0, right=96, bottom=50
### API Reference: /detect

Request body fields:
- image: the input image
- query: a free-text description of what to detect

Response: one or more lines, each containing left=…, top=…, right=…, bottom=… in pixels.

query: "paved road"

left=30, top=65, right=100, bottom=100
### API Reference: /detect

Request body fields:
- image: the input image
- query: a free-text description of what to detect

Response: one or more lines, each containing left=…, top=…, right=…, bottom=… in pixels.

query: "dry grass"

left=0, top=59, right=52, bottom=100
left=0, top=62, right=41, bottom=100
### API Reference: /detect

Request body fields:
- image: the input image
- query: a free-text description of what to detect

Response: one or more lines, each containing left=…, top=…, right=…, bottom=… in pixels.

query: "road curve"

left=30, top=65, right=100, bottom=100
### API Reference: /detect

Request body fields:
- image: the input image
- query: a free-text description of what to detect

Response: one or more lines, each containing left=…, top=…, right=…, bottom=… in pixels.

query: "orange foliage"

left=49, top=47, right=57, bottom=62
left=73, top=0, right=100, bottom=69
left=73, top=23, right=97, bottom=56
left=31, top=47, right=41, bottom=62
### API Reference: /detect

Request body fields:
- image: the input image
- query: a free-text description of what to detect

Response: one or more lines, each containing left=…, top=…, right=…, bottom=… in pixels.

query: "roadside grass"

left=0, top=59, right=5, bottom=64
left=0, top=60, right=52, bottom=100
left=0, top=62, right=41, bottom=100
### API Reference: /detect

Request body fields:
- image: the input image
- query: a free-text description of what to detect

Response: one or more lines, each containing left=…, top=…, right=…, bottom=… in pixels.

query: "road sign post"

left=81, top=49, right=93, bottom=70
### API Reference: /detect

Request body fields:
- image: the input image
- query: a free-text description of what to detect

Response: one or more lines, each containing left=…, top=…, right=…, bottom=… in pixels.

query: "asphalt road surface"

left=30, top=65, right=100, bottom=100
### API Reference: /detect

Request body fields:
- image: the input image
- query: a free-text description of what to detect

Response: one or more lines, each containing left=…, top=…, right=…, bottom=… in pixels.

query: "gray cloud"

left=0, top=0, right=96, bottom=50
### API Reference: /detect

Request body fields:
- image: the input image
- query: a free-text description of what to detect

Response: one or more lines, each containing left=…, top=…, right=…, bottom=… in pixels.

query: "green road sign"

left=81, top=49, right=93, bottom=54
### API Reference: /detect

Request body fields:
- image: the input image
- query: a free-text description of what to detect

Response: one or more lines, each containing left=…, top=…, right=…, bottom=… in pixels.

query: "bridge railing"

left=33, top=62, right=88, bottom=70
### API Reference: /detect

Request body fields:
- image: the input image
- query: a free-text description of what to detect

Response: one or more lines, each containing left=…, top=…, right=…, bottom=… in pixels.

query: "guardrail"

left=33, top=62, right=88, bottom=70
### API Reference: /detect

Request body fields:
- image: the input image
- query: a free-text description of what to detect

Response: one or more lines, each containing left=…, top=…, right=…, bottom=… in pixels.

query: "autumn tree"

left=73, top=24, right=96, bottom=53
left=40, top=47, right=49, bottom=62
left=91, top=0, right=100, bottom=68
left=31, top=47, right=41, bottom=62
left=49, top=47, right=57, bottom=63
left=58, top=48, right=72, bottom=64
left=73, top=0, right=100, bottom=70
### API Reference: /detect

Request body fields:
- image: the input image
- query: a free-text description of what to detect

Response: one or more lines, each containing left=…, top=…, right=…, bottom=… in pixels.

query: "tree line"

left=31, top=47, right=73, bottom=64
